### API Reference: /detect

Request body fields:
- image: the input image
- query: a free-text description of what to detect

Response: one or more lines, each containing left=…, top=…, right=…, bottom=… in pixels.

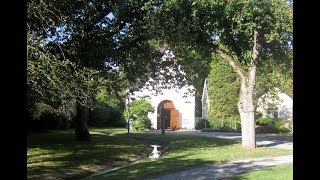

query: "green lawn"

left=88, top=133, right=293, bottom=180
left=232, top=163, right=293, bottom=180
left=28, top=128, right=293, bottom=180
left=27, top=128, right=143, bottom=179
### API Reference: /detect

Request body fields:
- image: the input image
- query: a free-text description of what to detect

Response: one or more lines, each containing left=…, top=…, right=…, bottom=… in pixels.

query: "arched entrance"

left=157, top=100, right=179, bottom=130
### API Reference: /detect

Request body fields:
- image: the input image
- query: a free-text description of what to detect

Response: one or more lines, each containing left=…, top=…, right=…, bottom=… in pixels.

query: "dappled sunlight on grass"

left=28, top=129, right=292, bottom=179
left=89, top=133, right=292, bottom=180
left=89, top=155, right=215, bottom=180
left=27, top=128, right=145, bottom=179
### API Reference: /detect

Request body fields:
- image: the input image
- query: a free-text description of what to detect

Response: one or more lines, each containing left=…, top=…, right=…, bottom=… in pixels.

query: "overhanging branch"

left=216, top=49, right=246, bottom=83
left=248, top=30, right=261, bottom=88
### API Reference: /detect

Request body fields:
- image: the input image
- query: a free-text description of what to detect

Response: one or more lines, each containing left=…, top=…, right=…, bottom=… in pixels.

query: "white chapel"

left=131, top=44, right=195, bottom=130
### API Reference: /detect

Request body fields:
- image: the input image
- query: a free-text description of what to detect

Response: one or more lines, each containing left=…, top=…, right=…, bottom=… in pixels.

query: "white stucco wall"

left=256, top=91, right=293, bottom=120
left=132, top=85, right=195, bottom=130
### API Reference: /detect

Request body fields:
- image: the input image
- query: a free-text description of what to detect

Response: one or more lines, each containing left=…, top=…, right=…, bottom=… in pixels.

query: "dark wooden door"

left=164, top=109, right=170, bottom=129
left=170, top=109, right=179, bottom=130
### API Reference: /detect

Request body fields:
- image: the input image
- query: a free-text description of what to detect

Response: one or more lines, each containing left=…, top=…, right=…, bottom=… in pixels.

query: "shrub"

left=256, top=117, right=279, bottom=126
left=33, top=102, right=57, bottom=120
left=276, top=126, right=291, bottom=133
left=56, top=100, right=77, bottom=129
left=207, top=116, right=241, bottom=132
left=56, top=114, right=72, bottom=130
left=205, top=58, right=241, bottom=132
left=31, top=102, right=58, bottom=131
left=88, top=87, right=126, bottom=127
left=124, top=99, right=154, bottom=132
left=256, top=124, right=279, bottom=133
left=88, top=101, right=126, bottom=127
left=195, top=117, right=210, bottom=130
left=256, top=117, right=291, bottom=133
left=31, top=102, right=74, bottom=131
left=207, top=58, right=240, bottom=127
left=131, top=116, right=152, bottom=132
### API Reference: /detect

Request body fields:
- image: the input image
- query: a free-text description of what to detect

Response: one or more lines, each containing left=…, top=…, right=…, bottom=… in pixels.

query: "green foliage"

left=28, top=0, right=165, bottom=88
left=255, top=49, right=293, bottom=102
left=256, top=117, right=291, bottom=133
left=27, top=0, right=169, bottom=135
left=157, top=0, right=293, bottom=135
left=219, top=0, right=292, bottom=64
left=88, top=79, right=127, bottom=127
left=132, top=116, right=152, bottom=132
left=207, top=117, right=241, bottom=132
left=159, top=0, right=292, bottom=62
left=56, top=100, right=77, bottom=127
left=33, top=102, right=57, bottom=121
left=88, top=102, right=126, bottom=127
left=256, top=124, right=291, bottom=134
left=56, top=114, right=73, bottom=130
left=171, top=45, right=213, bottom=116
left=31, top=102, right=73, bottom=131
left=27, top=33, right=111, bottom=132
left=31, top=102, right=56, bottom=131
left=256, top=117, right=277, bottom=126
left=27, top=0, right=293, bottom=139
left=27, top=31, right=97, bottom=129
left=257, top=117, right=282, bottom=126
left=124, top=99, right=155, bottom=132
left=195, top=117, right=211, bottom=130
left=206, top=57, right=240, bottom=131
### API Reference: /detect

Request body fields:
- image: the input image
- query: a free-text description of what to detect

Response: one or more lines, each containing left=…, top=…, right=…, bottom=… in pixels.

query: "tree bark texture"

left=74, top=102, right=91, bottom=141
left=238, top=81, right=256, bottom=149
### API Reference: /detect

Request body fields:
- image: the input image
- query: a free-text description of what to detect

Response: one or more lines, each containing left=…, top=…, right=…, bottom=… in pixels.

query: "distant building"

left=201, top=77, right=293, bottom=128
left=256, top=90, right=293, bottom=121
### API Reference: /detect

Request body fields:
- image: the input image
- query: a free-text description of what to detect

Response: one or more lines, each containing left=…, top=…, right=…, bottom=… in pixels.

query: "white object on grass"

left=149, top=145, right=162, bottom=160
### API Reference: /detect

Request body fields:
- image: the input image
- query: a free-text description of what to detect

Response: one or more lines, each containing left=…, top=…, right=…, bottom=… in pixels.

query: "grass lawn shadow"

left=28, top=129, right=145, bottom=179
left=28, top=129, right=292, bottom=180
left=88, top=133, right=291, bottom=180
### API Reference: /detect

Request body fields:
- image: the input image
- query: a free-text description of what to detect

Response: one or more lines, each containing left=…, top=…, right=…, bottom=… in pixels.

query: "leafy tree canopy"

left=158, top=0, right=292, bottom=67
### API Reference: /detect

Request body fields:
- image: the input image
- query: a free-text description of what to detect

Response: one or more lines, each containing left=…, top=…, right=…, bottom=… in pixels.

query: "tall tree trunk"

left=238, top=30, right=260, bottom=149
left=238, top=79, right=256, bottom=149
left=216, top=30, right=261, bottom=149
left=74, top=101, right=90, bottom=141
